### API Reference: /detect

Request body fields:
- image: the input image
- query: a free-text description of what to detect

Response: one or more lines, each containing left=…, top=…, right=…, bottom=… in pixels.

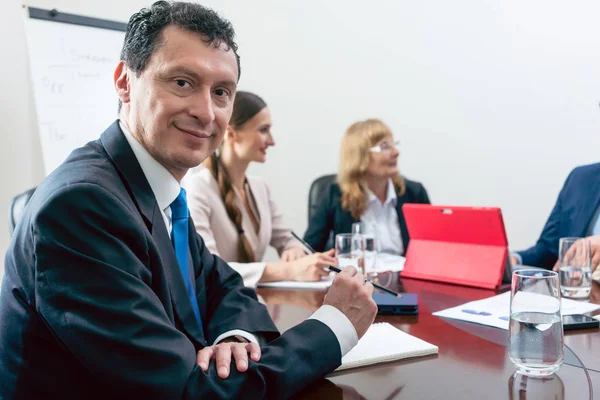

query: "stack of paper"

left=333, top=322, right=438, bottom=372
left=433, top=292, right=600, bottom=330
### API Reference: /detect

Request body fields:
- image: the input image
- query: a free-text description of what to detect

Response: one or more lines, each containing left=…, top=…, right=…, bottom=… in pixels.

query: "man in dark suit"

left=511, top=163, right=600, bottom=271
left=0, top=2, right=377, bottom=399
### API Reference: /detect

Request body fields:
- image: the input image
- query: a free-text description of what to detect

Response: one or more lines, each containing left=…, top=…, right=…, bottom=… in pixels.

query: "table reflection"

left=508, top=371, right=564, bottom=400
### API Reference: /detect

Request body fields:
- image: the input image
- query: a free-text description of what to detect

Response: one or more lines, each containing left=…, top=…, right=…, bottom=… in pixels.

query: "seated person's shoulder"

left=29, top=152, right=140, bottom=228
left=403, top=177, right=426, bottom=192
left=183, top=167, right=220, bottom=197
left=246, top=174, right=267, bottom=188
left=570, top=162, right=600, bottom=179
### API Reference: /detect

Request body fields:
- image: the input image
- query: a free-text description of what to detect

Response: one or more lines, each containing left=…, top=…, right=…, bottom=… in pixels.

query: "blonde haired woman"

left=304, top=119, right=430, bottom=253
left=185, top=91, right=335, bottom=287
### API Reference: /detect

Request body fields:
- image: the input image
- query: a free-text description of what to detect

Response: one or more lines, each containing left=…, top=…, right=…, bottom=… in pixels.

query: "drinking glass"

left=508, top=269, right=564, bottom=377
left=335, top=233, right=365, bottom=274
left=351, top=223, right=378, bottom=277
left=559, top=237, right=592, bottom=299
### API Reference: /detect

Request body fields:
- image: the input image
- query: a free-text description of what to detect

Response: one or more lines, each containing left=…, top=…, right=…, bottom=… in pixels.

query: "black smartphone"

left=372, top=293, right=419, bottom=315
left=563, top=314, right=600, bottom=331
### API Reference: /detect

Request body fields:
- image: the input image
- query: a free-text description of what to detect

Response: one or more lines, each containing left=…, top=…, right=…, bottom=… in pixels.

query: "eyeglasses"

left=369, top=139, right=399, bottom=154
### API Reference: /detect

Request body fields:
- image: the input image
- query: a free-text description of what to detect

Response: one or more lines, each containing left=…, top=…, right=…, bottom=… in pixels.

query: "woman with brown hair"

left=304, top=119, right=430, bottom=253
left=185, top=91, right=335, bottom=287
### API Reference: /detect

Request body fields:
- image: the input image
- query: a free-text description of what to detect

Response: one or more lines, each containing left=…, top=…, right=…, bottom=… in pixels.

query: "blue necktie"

left=170, top=188, right=203, bottom=334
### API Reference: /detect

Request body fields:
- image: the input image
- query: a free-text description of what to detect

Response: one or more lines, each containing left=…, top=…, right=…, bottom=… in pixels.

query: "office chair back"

left=9, top=187, right=36, bottom=236
left=307, top=174, right=336, bottom=223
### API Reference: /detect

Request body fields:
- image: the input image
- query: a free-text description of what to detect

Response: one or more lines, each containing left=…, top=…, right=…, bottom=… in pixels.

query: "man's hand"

left=196, top=341, right=261, bottom=379
left=554, top=235, right=600, bottom=275
left=586, top=235, right=600, bottom=274
left=323, top=266, right=377, bottom=339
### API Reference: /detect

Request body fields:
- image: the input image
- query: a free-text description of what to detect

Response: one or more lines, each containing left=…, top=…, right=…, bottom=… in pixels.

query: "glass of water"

left=508, top=269, right=563, bottom=377
left=352, top=223, right=378, bottom=277
left=335, top=233, right=365, bottom=274
left=559, top=237, right=592, bottom=299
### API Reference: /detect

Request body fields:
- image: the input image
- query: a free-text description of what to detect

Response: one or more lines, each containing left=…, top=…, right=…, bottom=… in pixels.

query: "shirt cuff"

left=213, top=329, right=259, bottom=345
left=308, top=305, right=358, bottom=357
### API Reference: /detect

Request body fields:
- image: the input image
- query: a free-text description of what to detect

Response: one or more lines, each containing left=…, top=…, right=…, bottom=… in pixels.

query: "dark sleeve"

left=516, top=170, right=575, bottom=269
left=34, top=183, right=341, bottom=399
left=417, top=182, right=431, bottom=204
left=303, top=185, right=334, bottom=252
left=197, top=234, right=280, bottom=343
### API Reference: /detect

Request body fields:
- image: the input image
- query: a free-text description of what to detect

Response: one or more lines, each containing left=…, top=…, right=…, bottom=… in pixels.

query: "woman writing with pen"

left=185, top=91, right=335, bottom=287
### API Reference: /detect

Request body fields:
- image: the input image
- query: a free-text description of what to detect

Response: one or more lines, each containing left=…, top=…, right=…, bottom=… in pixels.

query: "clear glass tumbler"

left=508, top=269, right=564, bottom=377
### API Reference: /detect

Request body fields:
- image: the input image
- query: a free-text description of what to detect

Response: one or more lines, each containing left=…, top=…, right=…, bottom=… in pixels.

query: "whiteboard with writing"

left=24, top=16, right=125, bottom=175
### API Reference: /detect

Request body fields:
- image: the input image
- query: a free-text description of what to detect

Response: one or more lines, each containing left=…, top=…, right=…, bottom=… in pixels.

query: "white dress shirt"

left=362, top=179, right=404, bottom=255
left=120, top=122, right=357, bottom=355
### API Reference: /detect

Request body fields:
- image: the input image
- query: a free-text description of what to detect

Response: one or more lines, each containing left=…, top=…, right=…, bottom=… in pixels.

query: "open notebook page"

left=333, top=322, right=438, bottom=372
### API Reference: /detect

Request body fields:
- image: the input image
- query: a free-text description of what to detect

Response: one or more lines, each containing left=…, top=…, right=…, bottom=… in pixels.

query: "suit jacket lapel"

left=575, top=178, right=600, bottom=236
left=100, top=120, right=205, bottom=344
left=339, top=210, right=357, bottom=237
left=188, top=219, right=207, bottom=328
left=100, top=121, right=155, bottom=229
left=151, top=210, right=206, bottom=343
left=396, top=193, right=410, bottom=252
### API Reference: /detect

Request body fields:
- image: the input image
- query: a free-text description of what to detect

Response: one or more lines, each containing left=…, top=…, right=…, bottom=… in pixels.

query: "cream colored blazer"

left=184, top=168, right=299, bottom=287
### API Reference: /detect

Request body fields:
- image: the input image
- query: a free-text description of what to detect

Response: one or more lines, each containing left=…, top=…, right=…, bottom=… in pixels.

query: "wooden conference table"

left=257, top=274, right=600, bottom=400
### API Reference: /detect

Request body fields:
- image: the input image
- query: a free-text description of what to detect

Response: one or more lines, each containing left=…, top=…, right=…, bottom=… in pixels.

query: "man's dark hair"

left=118, top=1, right=240, bottom=112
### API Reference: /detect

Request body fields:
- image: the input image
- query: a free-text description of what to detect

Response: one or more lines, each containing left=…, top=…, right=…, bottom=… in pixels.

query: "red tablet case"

left=402, top=204, right=509, bottom=289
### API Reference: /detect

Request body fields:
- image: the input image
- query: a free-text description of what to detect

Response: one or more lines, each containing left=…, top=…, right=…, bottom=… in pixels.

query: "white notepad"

left=333, top=322, right=438, bottom=372
left=256, top=276, right=333, bottom=290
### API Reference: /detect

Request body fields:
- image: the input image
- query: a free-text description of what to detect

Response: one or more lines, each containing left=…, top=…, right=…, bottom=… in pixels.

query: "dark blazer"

left=304, top=179, right=431, bottom=253
left=517, top=163, right=600, bottom=269
left=0, top=122, right=340, bottom=400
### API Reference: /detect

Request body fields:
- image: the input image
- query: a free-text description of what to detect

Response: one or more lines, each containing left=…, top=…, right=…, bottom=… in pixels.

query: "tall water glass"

left=559, top=237, right=592, bottom=299
left=335, top=233, right=365, bottom=274
left=351, top=223, right=378, bottom=277
left=508, top=270, right=563, bottom=377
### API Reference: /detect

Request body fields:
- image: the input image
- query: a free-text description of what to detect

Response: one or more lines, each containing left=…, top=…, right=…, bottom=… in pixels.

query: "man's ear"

left=114, top=60, right=131, bottom=105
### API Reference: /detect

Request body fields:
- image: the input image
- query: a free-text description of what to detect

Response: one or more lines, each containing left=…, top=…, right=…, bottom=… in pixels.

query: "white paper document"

left=333, top=322, right=438, bottom=372
left=433, top=292, right=600, bottom=330
left=375, top=253, right=405, bottom=272
left=257, top=253, right=405, bottom=289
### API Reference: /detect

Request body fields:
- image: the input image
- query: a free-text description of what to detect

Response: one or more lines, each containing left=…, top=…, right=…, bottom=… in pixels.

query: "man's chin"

left=169, top=150, right=213, bottom=171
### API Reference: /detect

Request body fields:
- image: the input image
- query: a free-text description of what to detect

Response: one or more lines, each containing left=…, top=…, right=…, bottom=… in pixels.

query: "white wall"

left=2, top=0, right=600, bottom=278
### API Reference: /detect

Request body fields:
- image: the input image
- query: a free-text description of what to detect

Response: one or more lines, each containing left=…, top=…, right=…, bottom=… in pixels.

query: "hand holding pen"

left=291, top=231, right=402, bottom=298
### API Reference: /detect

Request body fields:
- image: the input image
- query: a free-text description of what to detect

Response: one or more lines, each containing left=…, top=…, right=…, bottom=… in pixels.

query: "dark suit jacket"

left=0, top=122, right=340, bottom=400
left=304, top=179, right=431, bottom=253
left=517, top=163, right=600, bottom=269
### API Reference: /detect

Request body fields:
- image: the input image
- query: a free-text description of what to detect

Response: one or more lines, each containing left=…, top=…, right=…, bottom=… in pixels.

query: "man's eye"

left=214, top=88, right=229, bottom=97
left=175, top=80, right=191, bottom=88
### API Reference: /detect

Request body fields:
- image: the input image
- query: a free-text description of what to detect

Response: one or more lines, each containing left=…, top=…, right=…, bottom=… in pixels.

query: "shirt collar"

left=119, top=121, right=181, bottom=212
left=366, top=178, right=397, bottom=207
